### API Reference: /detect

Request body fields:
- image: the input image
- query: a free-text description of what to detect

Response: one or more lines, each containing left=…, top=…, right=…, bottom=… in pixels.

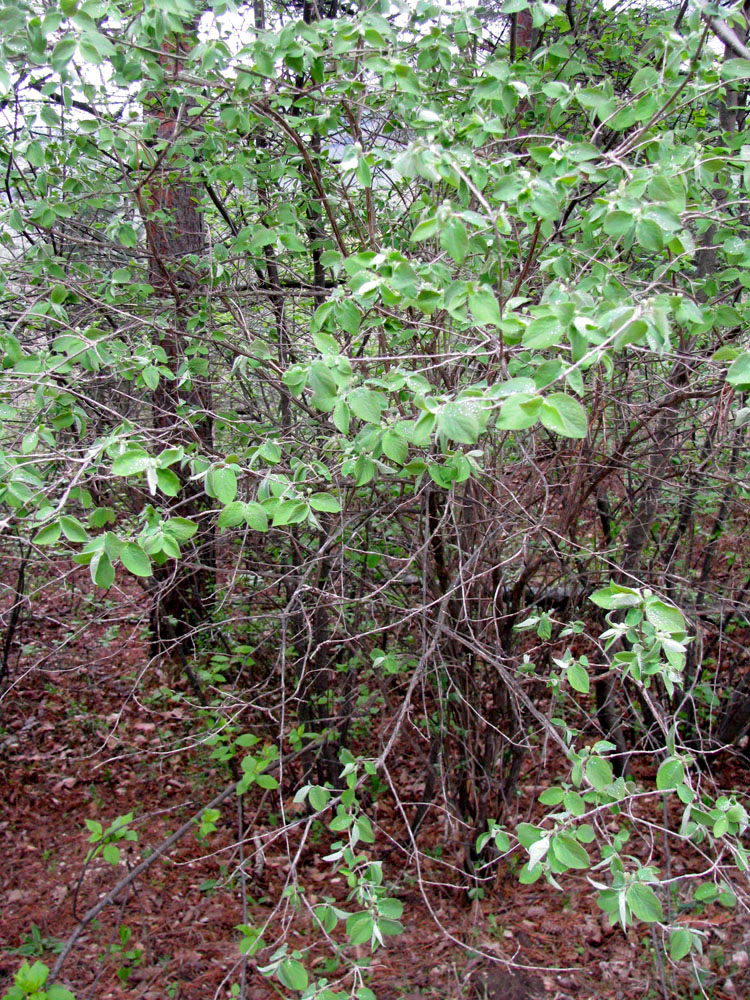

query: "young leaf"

left=656, top=757, right=684, bottom=791
left=552, top=833, right=590, bottom=870
left=91, top=550, right=115, bottom=590
left=539, top=393, right=588, bottom=439
left=349, top=387, right=386, bottom=424
left=309, top=492, right=341, bottom=513
left=218, top=501, right=247, bottom=528
left=277, top=958, right=308, bottom=992
left=208, top=467, right=238, bottom=504
left=438, top=401, right=480, bottom=444
left=586, top=756, right=614, bottom=791
left=567, top=661, right=590, bottom=694
left=468, top=286, right=502, bottom=327
left=244, top=502, right=269, bottom=532
left=626, top=883, right=663, bottom=923
left=670, top=927, right=691, bottom=960
left=120, top=543, right=152, bottom=577
left=33, top=521, right=61, bottom=545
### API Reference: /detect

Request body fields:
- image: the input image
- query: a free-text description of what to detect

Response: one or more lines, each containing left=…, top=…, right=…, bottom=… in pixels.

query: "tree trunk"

left=139, top=25, right=214, bottom=658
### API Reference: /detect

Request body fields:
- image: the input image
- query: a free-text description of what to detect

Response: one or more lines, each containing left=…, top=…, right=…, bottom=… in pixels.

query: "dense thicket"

left=2, top=0, right=750, bottom=996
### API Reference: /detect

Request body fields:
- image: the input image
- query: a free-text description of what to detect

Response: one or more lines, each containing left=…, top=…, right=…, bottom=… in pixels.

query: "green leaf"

left=60, top=515, right=88, bottom=542
left=208, top=467, right=238, bottom=504
left=497, top=393, right=541, bottom=431
left=586, top=756, right=614, bottom=791
left=626, top=883, right=663, bottom=923
left=726, top=353, right=750, bottom=388
left=156, top=468, right=180, bottom=496
left=494, top=830, right=510, bottom=851
left=670, top=927, right=691, bottom=960
left=308, top=360, right=338, bottom=409
left=277, top=958, right=308, bottom=992
left=440, top=217, right=469, bottom=264
left=102, top=843, right=120, bottom=864
left=33, top=521, right=61, bottom=545
left=539, top=393, right=588, bottom=439
left=333, top=399, right=351, bottom=434
left=119, top=225, right=137, bottom=248
left=377, top=897, right=403, bottom=919
left=516, top=823, right=544, bottom=848
left=91, top=550, right=115, bottom=590
left=218, top=501, right=247, bottom=528
left=567, top=661, right=590, bottom=694
left=722, top=58, right=750, bottom=80
left=51, top=35, right=77, bottom=71
left=356, top=814, right=375, bottom=843
left=346, top=911, right=374, bottom=946
left=382, top=430, right=408, bottom=464
left=411, top=216, right=438, bottom=242
left=656, top=757, right=684, bottom=791
left=349, top=387, right=386, bottom=424
left=552, top=833, right=591, bottom=870
left=255, top=773, right=279, bottom=789
left=589, top=584, right=641, bottom=610
left=518, top=861, right=543, bottom=883
left=635, top=218, right=664, bottom=253
left=120, top=543, right=152, bottom=577
left=438, top=401, right=480, bottom=444
left=163, top=517, right=197, bottom=541
left=538, top=787, right=565, bottom=806
left=47, top=986, right=77, bottom=1000
left=468, top=286, right=501, bottom=327
left=309, top=492, right=341, bottom=513
left=15, top=961, right=49, bottom=992
left=112, top=450, right=151, bottom=476
left=603, top=210, right=634, bottom=238
left=353, top=455, right=375, bottom=486
left=244, top=502, right=269, bottom=532
left=272, top=500, right=309, bottom=526
left=523, top=315, right=563, bottom=349
left=313, top=329, right=338, bottom=354
left=309, top=785, right=330, bottom=811
left=644, top=599, right=685, bottom=635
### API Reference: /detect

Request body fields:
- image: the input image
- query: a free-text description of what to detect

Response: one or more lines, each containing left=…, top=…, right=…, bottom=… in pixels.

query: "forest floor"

left=1, top=577, right=750, bottom=1000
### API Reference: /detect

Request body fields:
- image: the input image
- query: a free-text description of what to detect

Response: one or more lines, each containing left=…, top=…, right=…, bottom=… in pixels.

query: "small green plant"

left=8, top=925, right=65, bottom=957
left=1, top=961, right=75, bottom=1000
left=85, top=812, right=138, bottom=865
left=196, top=807, right=221, bottom=841
left=101, top=926, right=143, bottom=985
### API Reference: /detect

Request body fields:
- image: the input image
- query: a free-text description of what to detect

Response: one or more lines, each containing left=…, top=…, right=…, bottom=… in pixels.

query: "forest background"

left=2, top=0, right=750, bottom=997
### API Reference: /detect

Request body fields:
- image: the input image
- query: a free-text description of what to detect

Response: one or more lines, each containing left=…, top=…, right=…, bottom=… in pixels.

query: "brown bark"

left=138, top=26, right=214, bottom=657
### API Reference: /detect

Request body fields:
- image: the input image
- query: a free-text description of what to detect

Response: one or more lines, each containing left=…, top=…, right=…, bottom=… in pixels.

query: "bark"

left=139, top=25, right=214, bottom=657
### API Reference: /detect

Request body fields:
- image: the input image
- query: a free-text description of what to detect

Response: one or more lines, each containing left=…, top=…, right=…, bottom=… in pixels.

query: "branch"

left=706, top=15, right=750, bottom=61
